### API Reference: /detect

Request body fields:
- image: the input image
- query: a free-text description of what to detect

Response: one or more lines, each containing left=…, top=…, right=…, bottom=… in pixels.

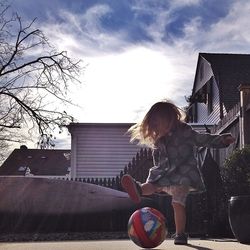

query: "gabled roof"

left=0, top=148, right=71, bottom=176
left=196, top=53, right=250, bottom=111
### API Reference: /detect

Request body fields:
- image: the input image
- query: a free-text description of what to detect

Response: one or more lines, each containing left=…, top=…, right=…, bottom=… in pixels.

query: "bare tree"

left=0, top=2, right=82, bottom=161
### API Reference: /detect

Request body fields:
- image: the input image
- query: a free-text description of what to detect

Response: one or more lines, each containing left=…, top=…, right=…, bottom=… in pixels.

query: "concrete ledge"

left=0, top=177, right=157, bottom=233
left=0, top=177, right=134, bottom=214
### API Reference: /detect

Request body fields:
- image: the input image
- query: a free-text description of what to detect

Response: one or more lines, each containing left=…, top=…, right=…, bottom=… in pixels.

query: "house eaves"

left=199, top=52, right=250, bottom=112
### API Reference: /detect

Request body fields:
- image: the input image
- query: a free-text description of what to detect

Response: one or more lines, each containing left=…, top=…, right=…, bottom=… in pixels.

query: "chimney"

left=20, top=145, right=28, bottom=150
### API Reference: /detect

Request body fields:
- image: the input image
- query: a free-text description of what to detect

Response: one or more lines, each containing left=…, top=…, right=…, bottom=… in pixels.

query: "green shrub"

left=221, top=145, right=250, bottom=197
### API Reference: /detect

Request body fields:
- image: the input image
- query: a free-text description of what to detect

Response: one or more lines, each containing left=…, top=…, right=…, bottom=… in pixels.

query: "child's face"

left=155, top=119, right=171, bottom=138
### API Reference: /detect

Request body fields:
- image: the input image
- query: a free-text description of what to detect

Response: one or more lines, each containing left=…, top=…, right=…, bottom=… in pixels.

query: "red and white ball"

left=128, top=207, right=167, bottom=248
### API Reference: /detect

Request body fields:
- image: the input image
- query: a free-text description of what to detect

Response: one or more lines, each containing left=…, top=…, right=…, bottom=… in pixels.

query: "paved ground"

left=0, top=239, right=250, bottom=250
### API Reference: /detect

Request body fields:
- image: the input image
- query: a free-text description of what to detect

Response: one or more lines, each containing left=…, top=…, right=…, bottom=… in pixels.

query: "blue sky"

left=9, top=0, right=250, bottom=147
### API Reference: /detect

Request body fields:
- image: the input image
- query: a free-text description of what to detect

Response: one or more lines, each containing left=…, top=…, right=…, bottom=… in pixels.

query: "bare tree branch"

left=0, top=2, right=83, bottom=160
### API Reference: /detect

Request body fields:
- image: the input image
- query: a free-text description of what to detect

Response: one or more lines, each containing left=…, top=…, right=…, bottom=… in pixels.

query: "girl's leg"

left=172, top=202, right=186, bottom=234
left=121, top=174, right=158, bottom=203
left=141, top=182, right=159, bottom=195
left=165, top=185, right=188, bottom=245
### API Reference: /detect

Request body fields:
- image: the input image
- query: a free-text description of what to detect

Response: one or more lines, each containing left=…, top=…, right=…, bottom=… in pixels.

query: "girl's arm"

left=189, top=127, right=235, bottom=148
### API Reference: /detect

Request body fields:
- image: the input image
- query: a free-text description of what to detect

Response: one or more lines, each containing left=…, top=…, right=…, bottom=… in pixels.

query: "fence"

left=210, top=103, right=240, bottom=168
left=211, top=103, right=240, bottom=134
left=58, top=148, right=153, bottom=191
left=203, top=103, right=241, bottom=236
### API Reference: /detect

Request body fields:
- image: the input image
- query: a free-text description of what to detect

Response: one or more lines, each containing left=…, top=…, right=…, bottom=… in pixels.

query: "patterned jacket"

left=147, top=122, right=231, bottom=191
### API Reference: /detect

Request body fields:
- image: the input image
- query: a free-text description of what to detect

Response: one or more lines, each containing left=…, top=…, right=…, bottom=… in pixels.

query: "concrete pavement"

left=0, top=239, right=250, bottom=250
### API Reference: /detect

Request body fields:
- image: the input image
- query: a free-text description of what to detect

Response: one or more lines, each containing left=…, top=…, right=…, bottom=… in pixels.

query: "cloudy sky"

left=9, top=0, right=250, bottom=147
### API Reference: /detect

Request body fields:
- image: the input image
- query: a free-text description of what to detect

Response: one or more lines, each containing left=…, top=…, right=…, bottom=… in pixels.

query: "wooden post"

left=239, top=85, right=250, bottom=148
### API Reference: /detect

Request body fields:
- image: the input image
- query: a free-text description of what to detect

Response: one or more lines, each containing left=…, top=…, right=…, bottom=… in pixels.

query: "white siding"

left=69, top=123, right=142, bottom=178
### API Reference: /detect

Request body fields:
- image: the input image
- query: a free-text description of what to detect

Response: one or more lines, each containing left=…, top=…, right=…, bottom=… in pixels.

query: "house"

left=0, top=146, right=71, bottom=178
left=185, top=53, right=250, bottom=236
left=187, top=53, right=250, bottom=125
left=187, top=52, right=250, bottom=154
left=187, top=52, right=250, bottom=166
left=67, top=123, right=142, bottom=179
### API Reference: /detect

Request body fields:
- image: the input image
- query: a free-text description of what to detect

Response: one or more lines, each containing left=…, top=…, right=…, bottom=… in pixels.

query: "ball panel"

left=128, top=209, right=154, bottom=248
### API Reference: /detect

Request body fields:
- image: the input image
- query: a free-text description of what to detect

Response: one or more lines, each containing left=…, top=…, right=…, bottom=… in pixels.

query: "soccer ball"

left=128, top=207, right=167, bottom=248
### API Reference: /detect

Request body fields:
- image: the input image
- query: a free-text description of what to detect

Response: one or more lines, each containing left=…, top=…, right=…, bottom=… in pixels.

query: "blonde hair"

left=128, top=101, right=186, bottom=148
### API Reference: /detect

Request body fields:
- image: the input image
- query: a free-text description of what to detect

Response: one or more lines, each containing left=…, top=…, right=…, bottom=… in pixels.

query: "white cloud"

left=39, top=1, right=250, bottom=125
left=67, top=43, right=196, bottom=123
left=42, top=5, right=129, bottom=57
left=39, top=4, right=203, bottom=125
left=170, top=0, right=201, bottom=9
left=131, top=0, right=201, bottom=43
left=205, top=1, right=250, bottom=52
left=173, top=1, right=250, bottom=53
left=74, top=46, right=189, bottom=122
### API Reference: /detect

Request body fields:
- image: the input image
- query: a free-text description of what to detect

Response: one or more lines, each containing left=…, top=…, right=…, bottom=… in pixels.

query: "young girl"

left=121, top=101, right=235, bottom=245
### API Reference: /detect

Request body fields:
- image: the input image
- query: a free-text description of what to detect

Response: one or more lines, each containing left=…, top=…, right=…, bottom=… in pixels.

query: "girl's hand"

left=223, top=135, right=236, bottom=145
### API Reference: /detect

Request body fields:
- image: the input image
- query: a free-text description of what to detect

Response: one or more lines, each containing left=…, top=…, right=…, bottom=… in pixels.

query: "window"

left=199, top=62, right=204, bottom=81
left=207, top=78, right=213, bottom=114
left=196, top=88, right=207, bottom=103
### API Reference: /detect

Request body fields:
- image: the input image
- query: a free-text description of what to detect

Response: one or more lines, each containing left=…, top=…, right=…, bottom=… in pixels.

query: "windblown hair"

left=128, top=101, right=186, bottom=148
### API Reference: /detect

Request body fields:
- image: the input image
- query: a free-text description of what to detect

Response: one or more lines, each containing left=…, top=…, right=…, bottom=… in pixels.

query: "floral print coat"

left=147, top=122, right=231, bottom=192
